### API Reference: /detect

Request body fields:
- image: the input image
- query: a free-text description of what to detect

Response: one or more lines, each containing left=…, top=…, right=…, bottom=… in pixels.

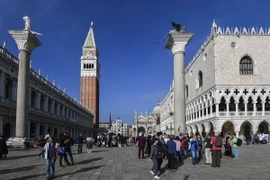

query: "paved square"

left=0, top=144, right=269, bottom=180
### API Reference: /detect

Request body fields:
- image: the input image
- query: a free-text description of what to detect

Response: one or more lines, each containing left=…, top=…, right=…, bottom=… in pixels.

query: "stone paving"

left=0, top=144, right=270, bottom=180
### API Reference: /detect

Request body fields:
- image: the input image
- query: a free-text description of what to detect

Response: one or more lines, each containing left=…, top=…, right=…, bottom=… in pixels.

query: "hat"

left=44, top=134, right=50, bottom=140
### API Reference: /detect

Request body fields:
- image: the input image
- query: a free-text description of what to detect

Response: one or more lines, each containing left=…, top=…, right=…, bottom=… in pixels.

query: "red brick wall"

left=80, top=76, right=99, bottom=128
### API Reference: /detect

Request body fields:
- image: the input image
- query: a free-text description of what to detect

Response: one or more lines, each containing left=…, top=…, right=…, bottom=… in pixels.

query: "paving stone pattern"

left=0, top=144, right=270, bottom=180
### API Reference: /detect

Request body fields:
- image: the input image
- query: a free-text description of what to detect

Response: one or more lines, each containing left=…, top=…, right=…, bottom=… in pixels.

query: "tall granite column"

left=9, top=30, right=41, bottom=138
left=166, top=31, right=193, bottom=135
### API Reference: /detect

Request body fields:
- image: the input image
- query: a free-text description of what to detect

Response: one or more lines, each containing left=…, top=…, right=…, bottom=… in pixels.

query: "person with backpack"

left=211, top=132, right=223, bottom=167
left=230, top=133, right=239, bottom=159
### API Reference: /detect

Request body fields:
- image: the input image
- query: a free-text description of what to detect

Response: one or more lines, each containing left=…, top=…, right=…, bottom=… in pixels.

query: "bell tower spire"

left=80, top=22, right=100, bottom=130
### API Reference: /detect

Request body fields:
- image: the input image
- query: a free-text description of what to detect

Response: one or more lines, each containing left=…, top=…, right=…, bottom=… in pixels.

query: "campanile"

left=80, top=22, right=100, bottom=129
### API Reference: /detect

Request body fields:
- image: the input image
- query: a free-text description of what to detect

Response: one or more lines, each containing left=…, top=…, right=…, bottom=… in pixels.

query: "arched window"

left=31, top=90, right=36, bottom=108
left=240, top=56, right=253, bottom=75
left=5, top=77, right=13, bottom=100
left=185, top=85, right=189, bottom=97
left=198, top=71, right=203, bottom=87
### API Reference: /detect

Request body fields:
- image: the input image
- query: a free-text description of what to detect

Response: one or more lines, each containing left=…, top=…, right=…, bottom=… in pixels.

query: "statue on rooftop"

left=157, top=21, right=186, bottom=44
left=23, top=13, right=42, bottom=36
left=3, top=39, right=7, bottom=49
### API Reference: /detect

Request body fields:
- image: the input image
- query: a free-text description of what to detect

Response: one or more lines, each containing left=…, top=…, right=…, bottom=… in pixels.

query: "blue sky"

left=0, top=0, right=269, bottom=125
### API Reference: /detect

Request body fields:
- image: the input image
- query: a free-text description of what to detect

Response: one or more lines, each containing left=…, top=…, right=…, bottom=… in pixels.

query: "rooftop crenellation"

left=185, top=20, right=270, bottom=72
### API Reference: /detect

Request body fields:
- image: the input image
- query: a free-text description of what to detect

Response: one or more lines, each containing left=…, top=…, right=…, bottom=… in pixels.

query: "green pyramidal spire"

left=83, top=22, right=96, bottom=48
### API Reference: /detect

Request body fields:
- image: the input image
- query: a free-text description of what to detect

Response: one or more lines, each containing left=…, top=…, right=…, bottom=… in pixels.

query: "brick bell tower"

left=80, top=22, right=100, bottom=129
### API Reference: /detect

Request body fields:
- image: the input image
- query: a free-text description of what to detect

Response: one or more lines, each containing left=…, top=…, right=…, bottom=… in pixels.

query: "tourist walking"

left=174, top=136, right=182, bottom=162
left=86, top=135, right=93, bottom=153
left=167, top=135, right=177, bottom=171
left=146, top=135, right=152, bottom=156
left=137, top=133, right=146, bottom=159
left=62, top=132, right=74, bottom=165
left=44, top=136, right=59, bottom=180
left=0, top=136, right=8, bottom=158
left=211, top=132, right=223, bottom=167
left=156, top=132, right=165, bottom=176
left=190, top=135, right=199, bottom=165
left=204, top=133, right=212, bottom=165
left=149, top=138, right=160, bottom=179
left=77, top=134, right=84, bottom=154
left=231, top=133, right=239, bottom=159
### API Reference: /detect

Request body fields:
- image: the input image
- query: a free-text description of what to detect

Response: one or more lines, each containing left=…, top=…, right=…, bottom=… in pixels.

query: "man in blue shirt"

left=167, top=135, right=177, bottom=171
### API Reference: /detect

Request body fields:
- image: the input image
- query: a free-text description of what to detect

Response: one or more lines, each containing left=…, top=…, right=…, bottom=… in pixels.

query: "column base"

left=6, top=137, right=34, bottom=149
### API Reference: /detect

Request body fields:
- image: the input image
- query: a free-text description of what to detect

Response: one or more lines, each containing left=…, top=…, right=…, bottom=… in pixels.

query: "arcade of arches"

left=0, top=114, right=92, bottom=140
left=187, top=120, right=270, bottom=139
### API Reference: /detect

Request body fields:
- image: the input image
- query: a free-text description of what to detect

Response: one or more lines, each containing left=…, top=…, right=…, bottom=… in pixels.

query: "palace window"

left=198, top=71, right=203, bottom=88
left=239, top=56, right=253, bottom=75
left=185, top=85, right=189, bottom=97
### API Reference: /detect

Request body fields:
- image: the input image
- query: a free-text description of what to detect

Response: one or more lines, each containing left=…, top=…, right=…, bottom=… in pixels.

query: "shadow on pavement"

left=91, top=149, right=109, bottom=153
left=1, top=153, right=41, bottom=160
left=75, top=165, right=104, bottom=173
left=55, top=165, right=104, bottom=178
left=184, top=175, right=190, bottom=180
left=0, top=165, right=37, bottom=175
left=76, top=157, right=103, bottom=165
left=8, top=173, right=44, bottom=180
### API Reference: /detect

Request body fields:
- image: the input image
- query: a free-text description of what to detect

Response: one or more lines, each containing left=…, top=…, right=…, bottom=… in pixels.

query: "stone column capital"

left=8, top=30, right=42, bottom=53
left=166, top=32, right=194, bottom=55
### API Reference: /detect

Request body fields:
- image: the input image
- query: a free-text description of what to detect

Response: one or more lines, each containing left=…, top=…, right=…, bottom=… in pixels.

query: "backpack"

left=214, top=137, right=223, bottom=147
left=236, top=138, right=242, bottom=146
left=183, top=140, right=189, bottom=149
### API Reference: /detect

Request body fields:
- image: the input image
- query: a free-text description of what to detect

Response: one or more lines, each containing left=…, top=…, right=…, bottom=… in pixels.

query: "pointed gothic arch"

left=5, top=77, right=13, bottom=100
left=240, top=121, right=254, bottom=139
left=222, top=121, right=236, bottom=137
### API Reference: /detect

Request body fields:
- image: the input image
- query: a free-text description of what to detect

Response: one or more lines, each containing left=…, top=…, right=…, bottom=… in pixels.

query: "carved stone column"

left=262, top=100, right=265, bottom=116
left=235, top=100, right=239, bottom=116
left=166, top=31, right=193, bottom=135
left=9, top=30, right=41, bottom=138
left=0, top=71, right=3, bottom=98
left=226, top=102, right=230, bottom=116
left=210, top=103, right=213, bottom=117
left=244, top=100, right=248, bottom=116
left=12, top=79, right=17, bottom=101
left=0, top=115, right=3, bottom=136
left=36, top=91, right=41, bottom=110
left=253, top=102, right=257, bottom=116
left=44, top=95, right=48, bottom=112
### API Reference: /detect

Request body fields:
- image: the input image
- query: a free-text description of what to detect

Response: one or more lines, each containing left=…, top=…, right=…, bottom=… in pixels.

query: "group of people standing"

left=136, top=131, right=241, bottom=179
left=34, top=132, right=94, bottom=180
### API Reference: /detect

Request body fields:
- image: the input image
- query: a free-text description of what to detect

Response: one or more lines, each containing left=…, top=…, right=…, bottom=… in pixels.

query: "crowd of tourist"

left=135, top=131, right=244, bottom=179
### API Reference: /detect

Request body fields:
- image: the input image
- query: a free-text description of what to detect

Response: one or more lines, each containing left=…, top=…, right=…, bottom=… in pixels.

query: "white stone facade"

left=111, top=118, right=128, bottom=136
left=0, top=46, right=94, bottom=139
left=132, top=111, right=157, bottom=137
left=160, top=21, right=270, bottom=139
left=160, top=82, right=174, bottom=135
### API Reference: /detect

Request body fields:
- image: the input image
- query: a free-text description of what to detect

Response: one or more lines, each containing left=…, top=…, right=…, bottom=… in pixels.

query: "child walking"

left=149, top=138, right=160, bottom=179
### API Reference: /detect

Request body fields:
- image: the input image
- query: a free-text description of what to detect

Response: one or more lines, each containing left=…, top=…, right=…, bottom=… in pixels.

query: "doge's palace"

left=160, top=21, right=270, bottom=139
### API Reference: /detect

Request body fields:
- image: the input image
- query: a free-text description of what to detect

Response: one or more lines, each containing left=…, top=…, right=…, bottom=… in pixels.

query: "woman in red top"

left=211, top=132, right=223, bottom=167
